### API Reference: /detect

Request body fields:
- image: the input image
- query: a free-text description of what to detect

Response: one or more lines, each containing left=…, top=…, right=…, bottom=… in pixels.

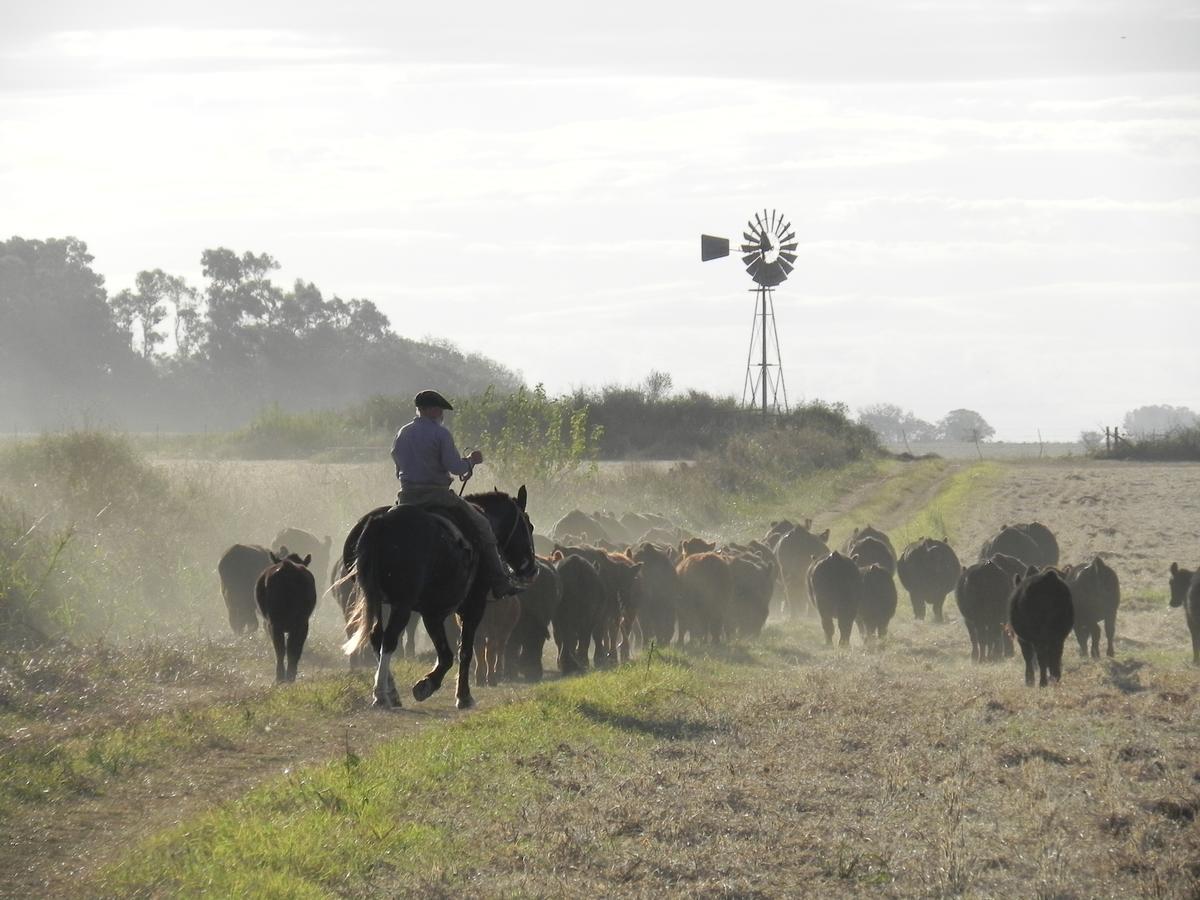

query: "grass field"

left=1, top=455, right=1198, bottom=897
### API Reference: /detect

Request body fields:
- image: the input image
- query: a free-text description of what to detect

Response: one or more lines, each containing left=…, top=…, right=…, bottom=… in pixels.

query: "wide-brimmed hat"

left=413, top=389, right=453, bottom=410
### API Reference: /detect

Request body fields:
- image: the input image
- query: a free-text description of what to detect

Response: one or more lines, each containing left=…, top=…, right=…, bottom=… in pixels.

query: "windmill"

left=701, top=209, right=796, bottom=415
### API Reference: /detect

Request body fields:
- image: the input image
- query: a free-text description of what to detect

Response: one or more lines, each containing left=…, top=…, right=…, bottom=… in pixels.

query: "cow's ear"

left=551, top=549, right=563, bottom=561
left=269, top=552, right=280, bottom=564
left=517, top=485, right=528, bottom=510
left=303, top=554, right=312, bottom=566
left=1170, top=562, right=1179, bottom=575
left=819, top=529, right=830, bottom=542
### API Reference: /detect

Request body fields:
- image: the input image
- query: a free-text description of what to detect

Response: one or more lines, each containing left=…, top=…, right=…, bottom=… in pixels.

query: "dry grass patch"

left=458, top=617, right=1198, bottom=898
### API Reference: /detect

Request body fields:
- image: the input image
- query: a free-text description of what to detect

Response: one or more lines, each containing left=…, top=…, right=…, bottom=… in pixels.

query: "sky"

left=2, top=0, right=1198, bottom=440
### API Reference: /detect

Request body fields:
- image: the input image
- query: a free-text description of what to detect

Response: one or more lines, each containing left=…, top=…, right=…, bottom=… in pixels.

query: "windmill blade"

left=776, top=218, right=791, bottom=236
left=754, top=211, right=768, bottom=235
left=779, top=252, right=798, bottom=265
left=746, top=259, right=763, bottom=280
left=780, top=242, right=798, bottom=252
left=770, top=209, right=777, bottom=231
left=743, top=231, right=757, bottom=244
left=778, top=230, right=796, bottom=244
left=779, top=258, right=795, bottom=276
left=759, top=262, right=785, bottom=286
left=742, top=252, right=760, bottom=265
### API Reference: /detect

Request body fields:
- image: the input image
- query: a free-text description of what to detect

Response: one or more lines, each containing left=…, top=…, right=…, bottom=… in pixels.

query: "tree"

left=1122, top=404, right=1197, bottom=436
left=160, top=273, right=200, bottom=358
left=937, top=409, right=995, bottom=443
left=857, top=403, right=936, bottom=443
left=641, top=370, right=674, bottom=402
left=0, top=237, right=135, bottom=424
left=200, top=248, right=283, bottom=362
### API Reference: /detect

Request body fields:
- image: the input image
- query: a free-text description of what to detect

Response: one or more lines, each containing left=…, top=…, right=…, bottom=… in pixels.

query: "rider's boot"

left=480, top=539, right=525, bottom=598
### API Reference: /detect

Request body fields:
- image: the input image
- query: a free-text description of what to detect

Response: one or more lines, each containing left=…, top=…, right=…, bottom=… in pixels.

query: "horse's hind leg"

left=373, top=604, right=405, bottom=708
left=412, top=612, right=454, bottom=702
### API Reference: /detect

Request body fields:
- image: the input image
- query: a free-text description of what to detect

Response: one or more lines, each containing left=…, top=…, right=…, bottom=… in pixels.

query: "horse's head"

left=469, top=485, right=537, bottom=580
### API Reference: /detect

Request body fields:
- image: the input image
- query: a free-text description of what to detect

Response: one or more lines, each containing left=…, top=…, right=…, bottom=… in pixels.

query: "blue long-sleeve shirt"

left=391, top=415, right=473, bottom=488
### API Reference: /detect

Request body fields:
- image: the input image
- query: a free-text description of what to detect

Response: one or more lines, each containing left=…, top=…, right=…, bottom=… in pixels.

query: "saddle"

left=426, top=510, right=477, bottom=562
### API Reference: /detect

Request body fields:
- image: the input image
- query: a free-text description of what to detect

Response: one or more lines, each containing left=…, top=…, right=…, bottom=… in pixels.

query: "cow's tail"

left=343, top=518, right=384, bottom=657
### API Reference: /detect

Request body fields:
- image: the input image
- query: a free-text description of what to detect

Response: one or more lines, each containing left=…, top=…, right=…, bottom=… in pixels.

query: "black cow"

left=1168, top=563, right=1200, bottom=665
left=1016, top=522, right=1060, bottom=568
left=505, top=558, right=563, bottom=682
left=552, top=553, right=606, bottom=674
left=808, top=551, right=861, bottom=647
left=857, top=564, right=897, bottom=643
left=848, top=535, right=896, bottom=575
left=271, top=528, right=332, bottom=591
left=897, top=538, right=961, bottom=622
left=843, top=525, right=895, bottom=559
left=255, top=550, right=317, bottom=683
left=954, top=560, right=1011, bottom=662
left=218, top=543, right=272, bottom=634
left=1065, top=557, right=1120, bottom=658
left=980, top=523, right=1059, bottom=568
left=1009, top=569, right=1074, bottom=687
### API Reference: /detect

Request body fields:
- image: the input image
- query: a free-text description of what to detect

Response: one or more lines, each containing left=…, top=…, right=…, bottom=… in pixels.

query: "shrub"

left=453, top=385, right=602, bottom=486
left=1092, top=426, right=1200, bottom=462
left=0, top=432, right=204, bottom=637
left=690, top=403, right=880, bottom=501
left=0, top=495, right=74, bottom=644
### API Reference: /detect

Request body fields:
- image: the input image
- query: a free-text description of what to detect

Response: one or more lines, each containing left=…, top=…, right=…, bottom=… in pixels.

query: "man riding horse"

left=391, top=389, right=527, bottom=598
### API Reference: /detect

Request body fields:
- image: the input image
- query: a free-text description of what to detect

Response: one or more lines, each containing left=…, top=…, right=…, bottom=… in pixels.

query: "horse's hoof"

left=371, top=695, right=396, bottom=710
left=456, top=695, right=475, bottom=710
left=411, top=680, right=435, bottom=702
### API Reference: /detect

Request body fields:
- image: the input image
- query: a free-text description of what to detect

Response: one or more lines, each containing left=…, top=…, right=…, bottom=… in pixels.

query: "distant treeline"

left=0, top=237, right=520, bottom=430
left=349, top=383, right=879, bottom=463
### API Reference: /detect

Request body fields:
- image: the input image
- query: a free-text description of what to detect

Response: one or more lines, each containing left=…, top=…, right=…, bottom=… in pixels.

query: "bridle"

left=495, top=498, right=527, bottom=553
left=465, top=493, right=526, bottom=555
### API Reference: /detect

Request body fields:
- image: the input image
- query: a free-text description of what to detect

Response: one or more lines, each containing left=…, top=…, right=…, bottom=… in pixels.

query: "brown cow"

left=675, top=551, right=733, bottom=644
left=474, top=595, right=521, bottom=686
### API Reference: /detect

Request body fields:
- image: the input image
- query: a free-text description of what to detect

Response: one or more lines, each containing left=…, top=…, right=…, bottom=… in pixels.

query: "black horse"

left=342, top=487, right=536, bottom=709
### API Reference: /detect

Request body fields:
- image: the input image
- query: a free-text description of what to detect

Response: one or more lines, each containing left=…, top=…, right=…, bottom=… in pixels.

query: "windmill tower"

left=701, top=209, right=796, bottom=415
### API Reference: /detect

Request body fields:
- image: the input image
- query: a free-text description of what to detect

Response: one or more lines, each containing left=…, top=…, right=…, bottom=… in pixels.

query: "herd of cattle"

left=217, top=511, right=1200, bottom=692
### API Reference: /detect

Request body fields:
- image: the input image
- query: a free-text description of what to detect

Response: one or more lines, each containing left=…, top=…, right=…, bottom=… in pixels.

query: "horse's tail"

left=343, top=518, right=384, bottom=657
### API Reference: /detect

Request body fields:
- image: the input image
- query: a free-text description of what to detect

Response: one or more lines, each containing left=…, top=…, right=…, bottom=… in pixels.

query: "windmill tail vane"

left=700, top=209, right=794, bottom=415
